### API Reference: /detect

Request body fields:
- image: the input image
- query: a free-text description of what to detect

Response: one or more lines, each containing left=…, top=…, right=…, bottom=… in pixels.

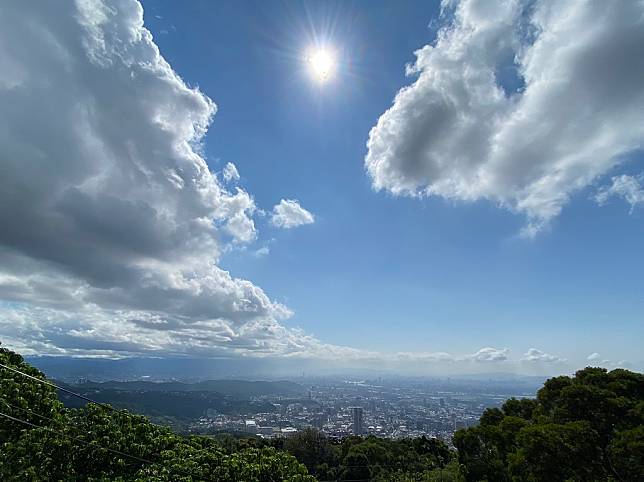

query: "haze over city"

left=1, top=0, right=643, bottom=378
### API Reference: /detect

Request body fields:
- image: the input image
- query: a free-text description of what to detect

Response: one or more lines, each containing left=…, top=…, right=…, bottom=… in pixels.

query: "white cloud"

left=222, top=162, right=240, bottom=183
left=220, top=188, right=257, bottom=243
left=270, top=199, right=315, bottom=229
left=522, top=348, right=565, bottom=363
left=254, top=246, right=270, bottom=257
left=468, top=347, right=510, bottom=363
left=595, top=174, right=644, bottom=213
left=583, top=355, right=636, bottom=370
left=365, top=0, right=644, bottom=236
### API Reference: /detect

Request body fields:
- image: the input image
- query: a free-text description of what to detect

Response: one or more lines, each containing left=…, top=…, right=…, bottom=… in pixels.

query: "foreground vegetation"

left=454, top=366, right=644, bottom=481
left=218, top=430, right=458, bottom=482
left=0, top=346, right=312, bottom=481
left=1, top=344, right=642, bottom=481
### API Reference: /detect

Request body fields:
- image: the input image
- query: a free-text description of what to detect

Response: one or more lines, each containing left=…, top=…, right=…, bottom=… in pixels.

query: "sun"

left=306, top=48, right=336, bottom=82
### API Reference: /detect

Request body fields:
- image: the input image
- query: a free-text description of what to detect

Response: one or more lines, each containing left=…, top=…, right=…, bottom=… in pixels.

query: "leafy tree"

left=501, top=397, right=537, bottom=420
left=453, top=425, right=507, bottom=482
left=457, top=366, right=644, bottom=481
left=341, top=451, right=370, bottom=481
left=479, top=407, right=504, bottom=427
left=0, top=345, right=65, bottom=443
left=276, top=430, right=456, bottom=482
left=607, top=425, right=644, bottom=482
left=282, top=427, right=336, bottom=475
left=0, top=345, right=314, bottom=481
left=508, top=421, right=604, bottom=481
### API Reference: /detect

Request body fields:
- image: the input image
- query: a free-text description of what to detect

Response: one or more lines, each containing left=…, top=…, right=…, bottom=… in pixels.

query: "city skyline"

left=0, top=0, right=643, bottom=376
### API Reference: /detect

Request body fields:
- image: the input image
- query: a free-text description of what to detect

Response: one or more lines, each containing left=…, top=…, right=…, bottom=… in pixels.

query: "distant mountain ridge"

left=68, top=379, right=306, bottom=398
left=53, top=378, right=307, bottom=422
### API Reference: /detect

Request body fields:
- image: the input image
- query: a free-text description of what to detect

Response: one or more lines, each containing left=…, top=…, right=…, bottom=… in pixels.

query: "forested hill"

left=64, top=379, right=306, bottom=397
left=54, top=380, right=305, bottom=422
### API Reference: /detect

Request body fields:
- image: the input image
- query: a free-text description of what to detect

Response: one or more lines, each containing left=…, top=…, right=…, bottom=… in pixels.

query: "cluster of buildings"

left=189, top=377, right=530, bottom=444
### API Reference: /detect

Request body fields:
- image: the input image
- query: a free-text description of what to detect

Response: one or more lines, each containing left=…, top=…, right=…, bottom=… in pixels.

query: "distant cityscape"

left=30, top=356, right=545, bottom=445
left=188, top=377, right=541, bottom=445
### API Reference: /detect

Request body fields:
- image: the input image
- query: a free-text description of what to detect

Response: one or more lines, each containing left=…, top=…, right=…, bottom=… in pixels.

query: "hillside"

left=67, top=379, right=305, bottom=397
left=52, top=378, right=305, bottom=427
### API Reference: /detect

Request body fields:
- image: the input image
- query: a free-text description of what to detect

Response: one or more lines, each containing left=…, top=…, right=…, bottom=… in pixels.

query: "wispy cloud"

left=595, top=174, right=644, bottom=213
left=222, top=162, right=241, bottom=184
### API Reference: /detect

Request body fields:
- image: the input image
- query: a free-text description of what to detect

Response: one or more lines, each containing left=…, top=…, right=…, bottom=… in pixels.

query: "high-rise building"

left=351, top=407, right=363, bottom=435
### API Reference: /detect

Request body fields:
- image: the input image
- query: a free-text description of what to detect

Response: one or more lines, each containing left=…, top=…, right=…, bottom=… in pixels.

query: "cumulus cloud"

left=521, top=348, right=565, bottom=363
left=587, top=352, right=601, bottom=361
left=270, top=199, right=315, bottom=229
left=222, top=162, right=240, bottom=183
left=468, top=347, right=510, bottom=363
left=0, top=0, right=320, bottom=359
left=595, top=174, right=644, bottom=212
left=365, top=0, right=644, bottom=236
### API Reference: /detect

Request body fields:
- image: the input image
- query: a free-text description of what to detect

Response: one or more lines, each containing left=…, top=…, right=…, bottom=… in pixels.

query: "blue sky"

left=0, top=0, right=643, bottom=375
left=142, top=1, right=644, bottom=364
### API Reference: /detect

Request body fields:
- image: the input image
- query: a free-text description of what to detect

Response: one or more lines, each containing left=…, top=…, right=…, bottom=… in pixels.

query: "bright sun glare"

left=307, top=48, right=335, bottom=82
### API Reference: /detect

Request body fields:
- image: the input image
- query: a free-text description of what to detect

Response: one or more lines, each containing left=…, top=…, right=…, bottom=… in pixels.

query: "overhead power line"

left=0, top=361, right=115, bottom=411
left=0, top=410, right=157, bottom=466
left=0, top=363, right=220, bottom=481
left=0, top=398, right=62, bottom=426
left=0, top=407, right=221, bottom=481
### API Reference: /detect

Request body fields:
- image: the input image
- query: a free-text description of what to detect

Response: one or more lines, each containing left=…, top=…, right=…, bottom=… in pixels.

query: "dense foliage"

left=454, top=367, right=644, bottom=481
left=0, top=346, right=314, bottom=481
left=219, top=429, right=460, bottom=482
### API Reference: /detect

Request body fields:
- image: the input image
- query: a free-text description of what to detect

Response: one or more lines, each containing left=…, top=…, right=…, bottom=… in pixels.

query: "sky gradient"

left=0, top=0, right=643, bottom=375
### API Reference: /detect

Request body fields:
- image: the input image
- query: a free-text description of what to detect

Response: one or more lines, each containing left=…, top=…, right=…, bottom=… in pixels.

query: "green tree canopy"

left=0, top=345, right=315, bottom=481
left=455, top=366, right=644, bottom=482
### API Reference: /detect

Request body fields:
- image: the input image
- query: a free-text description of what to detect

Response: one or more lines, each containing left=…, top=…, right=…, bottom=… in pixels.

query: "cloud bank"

left=365, top=0, right=644, bottom=236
